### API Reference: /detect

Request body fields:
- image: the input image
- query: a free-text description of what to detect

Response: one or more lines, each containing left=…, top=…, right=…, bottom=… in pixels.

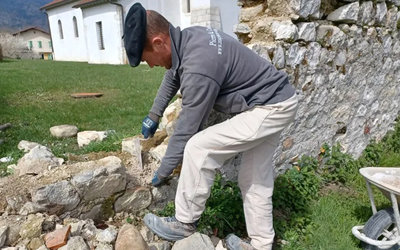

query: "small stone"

left=19, top=214, right=45, bottom=239
left=19, top=202, right=46, bottom=216
left=114, top=187, right=152, bottom=213
left=115, top=223, right=148, bottom=250
left=140, top=225, right=154, bottom=242
left=96, top=242, right=113, bottom=250
left=17, top=140, right=41, bottom=152
left=282, top=137, right=294, bottom=150
left=77, top=131, right=109, bottom=148
left=215, top=240, right=227, bottom=250
left=50, top=125, right=78, bottom=138
left=28, top=237, right=44, bottom=250
left=58, top=236, right=89, bottom=250
left=44, top=225, right=71, bottom=249
left=271, top=20, right=298, bottom=41
left=16, top=145, right=64, bottom=176
left=327, top=2, right=359, bottom=23
left=171, top=233, right=214, bottom=250
left=233, top=23, right=251, bottom=35
left=149, top=241, right=171, bottom=250
left=297, top=22, right=316, bottom=42
left=95, top=226, right=117, bottom=244
left=0, top=226, right=8, bottom=247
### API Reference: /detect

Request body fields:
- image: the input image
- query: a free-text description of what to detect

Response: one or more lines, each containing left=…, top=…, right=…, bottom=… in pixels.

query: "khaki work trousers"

left=175, top=93, right=298, bottom=250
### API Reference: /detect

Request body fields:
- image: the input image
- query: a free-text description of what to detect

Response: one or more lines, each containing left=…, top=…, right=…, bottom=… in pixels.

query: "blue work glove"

left=152, top=171, right=167, bottom=187
left=142, top=115, right=158, bottom=139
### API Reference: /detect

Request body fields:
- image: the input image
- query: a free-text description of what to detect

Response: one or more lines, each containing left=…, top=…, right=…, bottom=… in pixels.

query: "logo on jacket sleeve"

left=206, top=27, right=223, bottom=55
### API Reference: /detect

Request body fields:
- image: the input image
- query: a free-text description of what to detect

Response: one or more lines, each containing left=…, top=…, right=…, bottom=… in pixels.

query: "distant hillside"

left=0, top=0, right=50, bottom=33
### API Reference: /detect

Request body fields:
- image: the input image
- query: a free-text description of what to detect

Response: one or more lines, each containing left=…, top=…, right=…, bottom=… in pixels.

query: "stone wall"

left=191, top=7, right=221, bottom=30
left=233, top=0, right=400, bottom=171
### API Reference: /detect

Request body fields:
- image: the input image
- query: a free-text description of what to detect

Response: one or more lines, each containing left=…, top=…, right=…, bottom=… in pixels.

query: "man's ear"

left=152, top=36, right=167, bottom=51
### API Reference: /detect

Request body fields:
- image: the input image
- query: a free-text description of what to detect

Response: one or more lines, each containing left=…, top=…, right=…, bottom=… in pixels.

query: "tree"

left=0, top=43, right=3, bottom=61
left=0, top=32, right=27, bottom=59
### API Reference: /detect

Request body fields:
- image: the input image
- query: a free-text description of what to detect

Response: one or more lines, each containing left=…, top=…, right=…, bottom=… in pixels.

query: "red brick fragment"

left=44, top=225, right=71, bottom=250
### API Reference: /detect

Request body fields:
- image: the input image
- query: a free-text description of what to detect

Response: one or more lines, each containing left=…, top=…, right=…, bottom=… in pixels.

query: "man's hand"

left=142, top=116, right=158, bottom=139
left=151, top=171, right=167, bottom=187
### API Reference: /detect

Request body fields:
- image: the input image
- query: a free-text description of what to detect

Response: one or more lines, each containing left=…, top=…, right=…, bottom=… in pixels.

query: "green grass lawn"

left=0, top=59, right=165, bottom=172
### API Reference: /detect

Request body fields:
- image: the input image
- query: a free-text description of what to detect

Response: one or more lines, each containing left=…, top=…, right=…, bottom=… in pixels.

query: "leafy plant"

left=319, top=143, right=360, bottom=184
left=157, top=173, right=245, bottom=238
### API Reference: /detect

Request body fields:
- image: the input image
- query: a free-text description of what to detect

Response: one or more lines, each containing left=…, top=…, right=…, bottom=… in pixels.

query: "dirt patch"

left=319, top=182, right=358, bottom=197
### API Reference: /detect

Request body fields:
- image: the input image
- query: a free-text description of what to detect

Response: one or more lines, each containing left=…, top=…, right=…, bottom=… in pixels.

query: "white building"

left=41, top=0, right=240, bottom=64
left=13, top=27, right=53, bottom=59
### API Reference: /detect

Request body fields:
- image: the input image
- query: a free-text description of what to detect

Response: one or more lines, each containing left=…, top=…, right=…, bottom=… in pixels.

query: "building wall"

left=18, top=30, right=52, bottom=54
left=82, top=4, right=125, bottom=64
left=47, top=3, right=87, bottom=61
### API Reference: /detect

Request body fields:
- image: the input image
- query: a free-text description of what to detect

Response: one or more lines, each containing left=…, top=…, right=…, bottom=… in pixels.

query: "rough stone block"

left=50, top=125, right=78, bottom=138
left=327, top=2, right=359, bottom=23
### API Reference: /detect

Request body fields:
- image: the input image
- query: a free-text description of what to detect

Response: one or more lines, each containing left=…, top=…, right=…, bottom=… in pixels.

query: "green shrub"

left=158, top=173, right=246, bottom=238
left=274, top=155, right=321, bottom=214
left=319, top=143, right=360, bottom=184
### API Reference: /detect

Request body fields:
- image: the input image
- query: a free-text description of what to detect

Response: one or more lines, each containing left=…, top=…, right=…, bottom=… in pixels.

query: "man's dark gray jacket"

left=149, top=25, right=295, bottom=177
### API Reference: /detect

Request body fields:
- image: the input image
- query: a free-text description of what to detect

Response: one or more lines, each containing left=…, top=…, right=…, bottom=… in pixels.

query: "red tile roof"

left=13, top=26, right=50, bottom=36
left=40, top=0, right=79, bottom=10
left=73, top=0, right=116, bottom=8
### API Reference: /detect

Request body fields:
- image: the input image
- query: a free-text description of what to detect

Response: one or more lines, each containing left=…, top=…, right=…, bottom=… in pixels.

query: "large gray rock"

left=327, top=2, right=359, bottom=23
left=271, top=20, right=298, bottom=41
left=114, top=187, right=151, bottom=213
left=290, top=0, right=320, bottom=18
left=50, top=125, right=78, bottom=138
left=16, top=145, right=64, bottom=176
left=115, top=224, right=148, bottom=250
left=172, top=233, right=214, bottom=250
left=32, top=180, right=80, bottom=215
left=58, top=236, right=89, bottom=250
left=71, top=156, right=126, bottom=201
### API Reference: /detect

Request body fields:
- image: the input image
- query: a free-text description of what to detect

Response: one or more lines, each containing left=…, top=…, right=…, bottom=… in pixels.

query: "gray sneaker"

left=226, top=234, right=255, bottom=250
left=143, top=213, right=196, bottom=241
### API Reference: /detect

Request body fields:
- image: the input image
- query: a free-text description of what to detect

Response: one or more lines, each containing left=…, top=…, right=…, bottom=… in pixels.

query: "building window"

left=29, top=41, right=33, bottom=50
left=182, top=0, right=190, bottom=13
left=49, top=41, right=52, bottom=48
left=58, top=20, right=64, bottom=39
left=96, top=21, right=105, bottom=50
left=38, top=41, right=42, bottom=48
left=73, top=16, right=79, bottom=37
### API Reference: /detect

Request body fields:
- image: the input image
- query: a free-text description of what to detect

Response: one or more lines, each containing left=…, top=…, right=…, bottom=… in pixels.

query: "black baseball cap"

left=123, top=3, right=146, bottom=67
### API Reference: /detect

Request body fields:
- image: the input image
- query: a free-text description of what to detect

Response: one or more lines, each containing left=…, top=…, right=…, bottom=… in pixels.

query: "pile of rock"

left=0, top=101, right=236, bottom=249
